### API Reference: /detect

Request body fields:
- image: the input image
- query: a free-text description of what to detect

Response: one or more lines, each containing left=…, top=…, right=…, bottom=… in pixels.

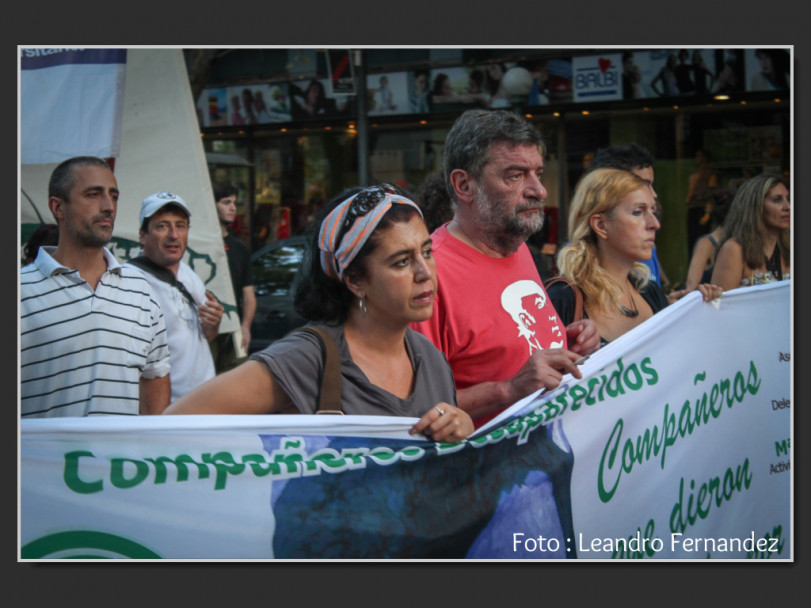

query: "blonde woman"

left=547, top=169, right=720, bottom=346
left=711, top=173, right=790, bottom=290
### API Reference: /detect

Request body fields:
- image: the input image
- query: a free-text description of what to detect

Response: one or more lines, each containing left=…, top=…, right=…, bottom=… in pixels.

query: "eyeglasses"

left=336, top=184, right=398, bottom=243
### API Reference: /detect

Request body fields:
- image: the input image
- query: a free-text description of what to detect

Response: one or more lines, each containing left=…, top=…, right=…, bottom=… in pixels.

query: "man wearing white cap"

left=124, top=191, right=224, bottom=401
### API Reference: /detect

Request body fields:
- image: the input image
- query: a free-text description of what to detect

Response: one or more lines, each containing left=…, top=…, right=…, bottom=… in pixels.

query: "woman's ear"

left=589, top=213, right=609, bottom=240
left=343, top=272, right=365, bottom=301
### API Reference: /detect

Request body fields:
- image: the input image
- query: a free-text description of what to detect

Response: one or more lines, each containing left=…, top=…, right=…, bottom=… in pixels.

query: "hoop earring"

left=358, top=296, right=367, bottom=315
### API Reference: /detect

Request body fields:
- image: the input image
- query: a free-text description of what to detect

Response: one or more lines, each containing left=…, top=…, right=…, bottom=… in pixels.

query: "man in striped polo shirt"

left=20, top=156, right=171, bottom=417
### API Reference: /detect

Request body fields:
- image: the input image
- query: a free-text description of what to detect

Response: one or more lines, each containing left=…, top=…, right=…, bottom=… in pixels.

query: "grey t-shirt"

left=249, top=323, right=457, bottom=416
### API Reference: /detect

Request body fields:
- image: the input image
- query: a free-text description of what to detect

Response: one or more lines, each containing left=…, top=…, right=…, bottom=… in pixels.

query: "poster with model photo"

left=711, top=49, right=745, bottom=95
left=745, top=48, right=790, bottom=92
left=687, top=49, right=718, bottom=96
left=290, top=78, right=350, bottom=120
left=197, top=86, right=228, bottom=128
left=366, top=72, right=408, bottom=116
left=407, top=68, right=432, bottom=114
left=630, top=48, right=712, bottom=99
left=227, top=84, right=292, bottom=126
left=643, top=49, right=684, bottom=98
left=428, top=66, right=490, bottom=112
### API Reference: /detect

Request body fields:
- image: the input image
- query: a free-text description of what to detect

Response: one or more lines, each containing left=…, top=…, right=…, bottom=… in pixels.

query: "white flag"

left=20, top=48, right=127, bottom=164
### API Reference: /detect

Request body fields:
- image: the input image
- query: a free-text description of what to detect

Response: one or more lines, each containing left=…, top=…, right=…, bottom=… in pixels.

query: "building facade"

left=192, top=47, right=791, bottom=286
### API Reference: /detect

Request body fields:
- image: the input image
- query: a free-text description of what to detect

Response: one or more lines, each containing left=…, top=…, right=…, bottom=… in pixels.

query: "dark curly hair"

left=23, top=223, right=59, bottom=264
left=415, top=171, right=454, bottom=233
left=294, top=185, right=422, bottom=324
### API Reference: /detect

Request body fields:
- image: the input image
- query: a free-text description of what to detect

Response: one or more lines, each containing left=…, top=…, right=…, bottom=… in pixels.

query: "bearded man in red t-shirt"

left=411, top=109, right=600, bottom=428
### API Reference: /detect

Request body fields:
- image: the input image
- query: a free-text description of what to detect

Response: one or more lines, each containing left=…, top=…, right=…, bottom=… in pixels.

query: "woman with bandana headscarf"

left=165, top=184, right=473, bottom=443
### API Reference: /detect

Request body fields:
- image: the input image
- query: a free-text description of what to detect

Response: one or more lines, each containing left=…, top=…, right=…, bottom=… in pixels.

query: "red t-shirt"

left=411, top=224, right=567, bottom=427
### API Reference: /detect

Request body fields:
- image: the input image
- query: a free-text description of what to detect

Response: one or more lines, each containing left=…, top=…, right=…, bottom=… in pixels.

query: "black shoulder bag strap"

left=128, top=255, right=197, bottom=310
left=288, top=326, right=344, bottom=415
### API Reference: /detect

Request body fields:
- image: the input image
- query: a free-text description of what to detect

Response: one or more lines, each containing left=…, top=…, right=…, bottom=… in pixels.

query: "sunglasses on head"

left=336, top=183, right=399, bottom=242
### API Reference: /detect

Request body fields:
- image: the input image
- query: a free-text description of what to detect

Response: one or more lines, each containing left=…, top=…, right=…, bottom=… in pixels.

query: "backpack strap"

left=544, top=275, right=583, bottom=322
left=289, top=326, right=344, bottom=414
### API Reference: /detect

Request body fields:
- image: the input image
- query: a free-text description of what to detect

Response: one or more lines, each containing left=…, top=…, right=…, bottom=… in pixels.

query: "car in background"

left=248, top=235, right=310, bottom=353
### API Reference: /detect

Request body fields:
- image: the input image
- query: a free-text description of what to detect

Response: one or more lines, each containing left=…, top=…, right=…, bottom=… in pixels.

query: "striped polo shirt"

left=20, top=246, right=171, bottom=418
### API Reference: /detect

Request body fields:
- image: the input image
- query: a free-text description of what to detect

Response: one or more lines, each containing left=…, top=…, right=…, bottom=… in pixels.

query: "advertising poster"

left=366, top=71, right=409, bottom=116
left=637, top=49, right=680, bottom=98
left=712, top=49, right=746, bottom=96
left=226, top=84, right=292, bottom=125
left=197, top=86, right=227, bottom=128
left=290, top=78, right=351, bottom=120
left=407, top=68, right=432, bottom=114
left=744, top=48, right=791, bottom=92
left=623, top=48, right=719, bottom=100
left=429, top=66, right=490, bottom=112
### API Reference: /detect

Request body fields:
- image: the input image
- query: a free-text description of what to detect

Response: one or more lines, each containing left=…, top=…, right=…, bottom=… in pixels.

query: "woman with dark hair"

left=409, top=69, right=431, bottom=113
left=431, top=73, right=451, bottom=97
left=683, top=197, right=731, bottom=293
left=415, top=171, right=454, bottom=233
left=750, top=49, right=790, bottom=91
left=711, top=173, right=790, bottom=289
left=675, top=49, right=695, bottom=94
left=485, top=62, right=510, bottom=108
left=713, top=50, right=742, bottom=94
left=621, top=52, right=641, bottom=99
left=685, top=148, right=720, bottom=255
left=650, top=53, right=680, bottom=97
left=292, top=79, right=334, bottom=118
left=690, top=50, right=716, bottom=95
left=165, top=184, right=473, bottom=442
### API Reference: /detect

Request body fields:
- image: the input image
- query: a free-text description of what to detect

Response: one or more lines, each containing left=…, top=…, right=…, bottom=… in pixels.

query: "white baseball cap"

left=139, top=191, right=192, bottom=226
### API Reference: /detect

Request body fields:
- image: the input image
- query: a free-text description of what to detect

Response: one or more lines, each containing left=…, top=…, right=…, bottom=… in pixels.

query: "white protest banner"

left=501, top=280, right=792, bottom=559
left=19, top=281, right=791, bottom=560
left=20, top=48, right=127, bottom=164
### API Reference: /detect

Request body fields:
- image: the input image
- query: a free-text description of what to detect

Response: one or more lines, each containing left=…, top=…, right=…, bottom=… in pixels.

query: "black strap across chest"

left=128, top=255, right=197, bottom=309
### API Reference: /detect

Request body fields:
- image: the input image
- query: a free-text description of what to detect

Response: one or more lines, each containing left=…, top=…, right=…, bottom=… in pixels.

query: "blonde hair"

left=557, top=168, right=653, bottom=315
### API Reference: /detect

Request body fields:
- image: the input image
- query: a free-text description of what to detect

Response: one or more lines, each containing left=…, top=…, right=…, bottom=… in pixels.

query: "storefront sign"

left=573, top=53, right=623, bottom=103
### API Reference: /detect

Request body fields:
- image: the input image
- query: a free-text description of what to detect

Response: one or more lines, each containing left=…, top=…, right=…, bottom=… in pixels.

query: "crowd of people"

left=20, top=110, right=790, bottom=441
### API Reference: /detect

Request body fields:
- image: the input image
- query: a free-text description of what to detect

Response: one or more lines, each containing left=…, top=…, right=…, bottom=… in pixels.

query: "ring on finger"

left=434, top=406, right=445, bottom=416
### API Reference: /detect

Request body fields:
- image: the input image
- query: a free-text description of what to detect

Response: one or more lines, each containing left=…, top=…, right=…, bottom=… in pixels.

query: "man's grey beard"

left=506, top=201, right=545, bottom=237
left=473, top=188, right=545, bottom=255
